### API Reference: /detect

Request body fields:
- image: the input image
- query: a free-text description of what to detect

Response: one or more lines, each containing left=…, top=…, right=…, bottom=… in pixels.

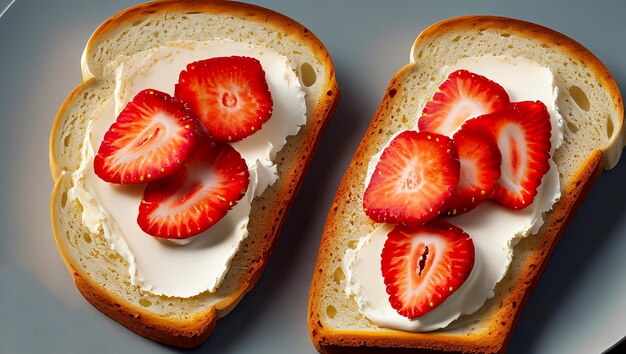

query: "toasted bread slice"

left=49, top=0, right=338, bottom=348
left=309, top=15, right=623, bottom=353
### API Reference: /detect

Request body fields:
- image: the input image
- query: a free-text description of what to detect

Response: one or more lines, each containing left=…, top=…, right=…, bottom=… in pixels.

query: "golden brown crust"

left=75, top=265, right=217, bottom=348
left=49, top=0, right=339, bottom=348
left=309, top=15, right=621, bottom=354
left=83, top=0, right=334, bottom=80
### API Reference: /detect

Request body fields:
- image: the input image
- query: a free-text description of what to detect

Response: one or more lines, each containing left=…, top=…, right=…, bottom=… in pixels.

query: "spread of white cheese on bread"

left=343, top=56, right=564, bottom=331
left=68, top=40, right=306, bottom=298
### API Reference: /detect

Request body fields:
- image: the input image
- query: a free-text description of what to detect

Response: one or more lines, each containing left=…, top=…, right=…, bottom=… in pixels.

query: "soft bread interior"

left=313, top=19, right=623, bottom=341
left=51, top=2, right=336, bottom=325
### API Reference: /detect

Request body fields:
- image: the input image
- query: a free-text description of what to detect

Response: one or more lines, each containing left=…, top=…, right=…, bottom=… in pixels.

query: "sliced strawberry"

left=443, top=127, right=502, bottom=216
left=175, top=56, right=273, bottom=142
left=462, top=101, right=551, bottom=209
left=137, top=140, right=250, bottom=239
left=94, top=89, right=199, bottom=184
left=382, top=220, right=475, bottom=318
left=418, top=69, right=509, bottom=136
left=363, top=131, right=460, bottom=225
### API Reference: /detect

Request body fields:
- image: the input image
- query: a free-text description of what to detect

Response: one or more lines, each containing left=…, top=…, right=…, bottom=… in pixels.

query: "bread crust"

left=308, top=16, right=622, bottom=354
left=49, top=0, right=339, bottom=348
left=79, top=0, right=336, bottom=81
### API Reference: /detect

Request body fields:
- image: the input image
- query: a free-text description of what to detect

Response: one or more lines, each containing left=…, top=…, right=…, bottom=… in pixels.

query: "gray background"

left=1, top=0, right=625, bottom=353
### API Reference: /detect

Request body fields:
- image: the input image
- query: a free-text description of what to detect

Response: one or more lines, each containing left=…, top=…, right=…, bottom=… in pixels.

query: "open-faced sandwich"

left=50, top=0, right=338, bottom=348
left=309, top=15, right=623, bottom=353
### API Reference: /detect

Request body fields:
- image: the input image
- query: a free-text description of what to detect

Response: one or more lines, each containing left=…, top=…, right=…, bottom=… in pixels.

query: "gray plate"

left=1, top=1, right=625, bottom=353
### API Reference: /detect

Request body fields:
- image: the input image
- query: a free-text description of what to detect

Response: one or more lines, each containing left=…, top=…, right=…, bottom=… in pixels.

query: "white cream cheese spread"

left=68, top=40, right=306, bottom=298
left=343, top=56, right=564, bottom=331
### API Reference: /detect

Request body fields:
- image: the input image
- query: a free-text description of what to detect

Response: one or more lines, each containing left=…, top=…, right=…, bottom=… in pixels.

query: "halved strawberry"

left=418, top=70, right=509, bottom=136
left=94, top=89, right=199, bottom=184
left=363, top=131, right=460, bottom=225
left=175, top=56, right=273, bottom=142
left=443, top=127, right=502, bottom=216
left=382, top=220, right=475, bottom=318
left=462, top=101, right=552, bottom=209
left=137, top=140, right=250, bottom=239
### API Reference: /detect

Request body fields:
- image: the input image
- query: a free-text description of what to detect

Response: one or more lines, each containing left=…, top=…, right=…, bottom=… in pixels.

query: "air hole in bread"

left=500, top=33, right=511, bottom=38
left=452, top=35, right=461, bottom=43
left=567, top=121, right=579, bottom=134
left=326, top=305, right=337, bottom=319
left=606, top=115, right=615, bottom=140
left=333, top=267, right=345, bottom=285
left=569, top=85, right=591, bottom=112
left=61, top=191, right=68, bottom=208
left=83, top=233, right=92, bottom=244
left=300, top=62, right=317, bottom=87
left=139, top=298, right=152, bottom=307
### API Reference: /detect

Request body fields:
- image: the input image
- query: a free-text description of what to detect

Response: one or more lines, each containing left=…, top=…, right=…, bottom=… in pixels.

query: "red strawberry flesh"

left=94, top=89, right=199, bottom=184
left=444, top=127, right=502, bottom=215
left=137, top=140, right=250, bottom=239
left=382, top=220, right=475, bottom=318
left=462, top=101, right=551, bottom=209
left=363, top=131, right=460, bottom=225
left=418, top=69, right=510, bottom=136
left=175, top=56, right=273, bottom=142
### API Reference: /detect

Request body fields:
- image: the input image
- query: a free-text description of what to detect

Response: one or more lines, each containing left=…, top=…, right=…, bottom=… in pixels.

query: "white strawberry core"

left=113, top=112, right=186, bottom=165
left=458, top=159, right=478, bottom=189
left=221, top=91, right=238, bottom=108
left=442, top=98, right=484, bottom=133
left=401, top=167, right=423, bottom=192
left=496, top=123, right=527, bottom=193
left=151, top=168, right=219, bottom=220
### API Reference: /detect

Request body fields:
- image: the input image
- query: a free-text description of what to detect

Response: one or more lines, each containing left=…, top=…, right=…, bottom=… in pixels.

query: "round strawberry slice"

left=418, top=69, right=510, bottom=136
left=463, top=101, right=552, bottom=210
left=138, top=140, right=250, bottom=239
left=363, top=131, right=460, bottom=225
left=94, top=89, right=199, bottom=184
left=443, top=126, right=502, bottom=216
left=382, top=220, right=475, bottom=319
left=175, top=56, right=273, bottom=142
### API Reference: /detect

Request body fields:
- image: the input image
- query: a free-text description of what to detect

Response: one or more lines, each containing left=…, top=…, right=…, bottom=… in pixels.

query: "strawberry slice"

left=94, top=89, right=199, bottom=184
left=443, top=127, right=502, bottom=216
left=363, top=131, right=460, bottom=225
left=175, top=56, right=273, bottom=142
left=462, top=101, right=552, bottom=209
left=382, top=220, right=475, bottom=318
left=418, top=70, right=509, bottom=136
left=137, top=140, right=250, bottom=239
